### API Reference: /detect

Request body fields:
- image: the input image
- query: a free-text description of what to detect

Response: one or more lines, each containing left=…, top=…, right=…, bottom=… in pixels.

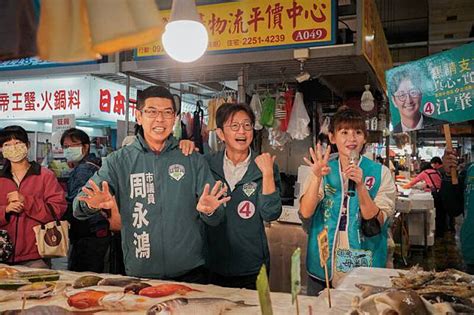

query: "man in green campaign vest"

left=73, top=86, right=229, bottom=282
left=205, top=103, right=282, bottom=290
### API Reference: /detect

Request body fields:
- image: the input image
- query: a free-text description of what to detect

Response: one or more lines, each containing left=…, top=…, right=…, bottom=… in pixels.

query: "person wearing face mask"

left=60, top=128, right=110, bottom=273
left=0, top=125, right=67, bottom=268
left=205, top=103, right=282, bottom=289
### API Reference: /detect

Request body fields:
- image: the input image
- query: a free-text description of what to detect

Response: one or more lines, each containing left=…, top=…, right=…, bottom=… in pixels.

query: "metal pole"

left=238, top=67, right=247, bottom=103
left=125, top=73, right=131, bottom=135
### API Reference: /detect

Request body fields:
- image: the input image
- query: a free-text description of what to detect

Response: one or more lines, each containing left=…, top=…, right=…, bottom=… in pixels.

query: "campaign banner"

left=386, top=42, right=473, bottom=133
left=136, top=0, right=335, bottom=58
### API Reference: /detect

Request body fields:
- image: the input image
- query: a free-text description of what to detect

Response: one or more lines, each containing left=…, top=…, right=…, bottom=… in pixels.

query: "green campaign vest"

left=306, top=156, right=389, bottom=281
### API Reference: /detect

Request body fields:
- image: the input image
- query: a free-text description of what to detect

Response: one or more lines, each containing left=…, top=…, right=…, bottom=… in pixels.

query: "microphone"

left=347, top=150, right=359, bottom=197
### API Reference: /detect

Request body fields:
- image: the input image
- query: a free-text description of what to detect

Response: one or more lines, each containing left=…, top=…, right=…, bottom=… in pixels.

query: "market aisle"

left=395, top=230, right=464, bottom=271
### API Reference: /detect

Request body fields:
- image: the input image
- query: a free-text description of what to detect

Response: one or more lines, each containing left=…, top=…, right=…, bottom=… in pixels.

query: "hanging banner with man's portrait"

left=386, top=42, right=473, bottom=133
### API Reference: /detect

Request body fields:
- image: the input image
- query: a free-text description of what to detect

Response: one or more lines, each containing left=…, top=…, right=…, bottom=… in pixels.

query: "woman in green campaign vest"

left=299, top=107, right=396, bottom=295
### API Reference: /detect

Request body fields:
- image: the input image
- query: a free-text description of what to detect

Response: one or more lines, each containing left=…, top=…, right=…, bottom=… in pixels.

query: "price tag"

left=257, top=265, right=273, bottom=315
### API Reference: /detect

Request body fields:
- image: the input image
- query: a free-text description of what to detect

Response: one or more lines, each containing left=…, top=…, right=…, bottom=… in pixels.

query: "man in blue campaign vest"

left=299, top=107, right=396, bottom=295
left=440, top=149, right=474, bottom=274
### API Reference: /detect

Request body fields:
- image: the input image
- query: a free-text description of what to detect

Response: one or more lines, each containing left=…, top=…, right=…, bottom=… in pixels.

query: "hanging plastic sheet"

left=260, top=95, right=276, bottom=128
left=287, top=92, right=310, bottom=140
left=268, top=127, right=291, bottom=151
left=37, top=0, right=100, bottom=62
left=86, top=0, right=162, bottom=54
left=250, top=94, right=263, bottom=130
left=37, top=0, right=161, bottom=62
left=281, top=89, right=295, bottom=132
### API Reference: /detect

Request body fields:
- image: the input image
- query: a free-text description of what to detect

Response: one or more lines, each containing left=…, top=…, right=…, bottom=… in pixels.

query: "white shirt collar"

left=223, top=149, right=251, bottom=167
left=402, top=115, right=423, bottom=132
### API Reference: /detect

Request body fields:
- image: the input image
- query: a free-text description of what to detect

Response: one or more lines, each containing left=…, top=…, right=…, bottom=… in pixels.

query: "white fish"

left=147, top=297, right=256, bottom=315
left=100, top=292, right=156, bottom=311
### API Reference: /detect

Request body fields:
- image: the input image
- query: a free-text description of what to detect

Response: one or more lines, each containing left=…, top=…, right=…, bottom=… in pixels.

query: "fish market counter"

left=0, top=264, right=319, bottom=314
left=311, top=267, right=401, bottom=314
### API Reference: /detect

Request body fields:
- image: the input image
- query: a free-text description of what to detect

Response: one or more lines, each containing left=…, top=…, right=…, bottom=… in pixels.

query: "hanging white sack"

left=287, top=92, right=310, bottom=140
left=250, top=93, right=263, bottom=130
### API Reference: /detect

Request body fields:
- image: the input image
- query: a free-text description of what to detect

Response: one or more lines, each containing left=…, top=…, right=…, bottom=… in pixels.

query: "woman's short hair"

left=0, top=125, right=29, bottom=147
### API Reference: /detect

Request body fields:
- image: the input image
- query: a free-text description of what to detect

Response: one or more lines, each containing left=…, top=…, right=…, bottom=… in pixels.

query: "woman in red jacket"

left=0, top=126, right=67, bottom=268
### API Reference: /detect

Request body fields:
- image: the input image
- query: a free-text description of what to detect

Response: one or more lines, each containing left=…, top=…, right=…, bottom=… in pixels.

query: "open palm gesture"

left=78, top=180, right=116, bottom=210
left=303, top=143, right=331, bottom=178
left=197, top=181, right=231, bottom=214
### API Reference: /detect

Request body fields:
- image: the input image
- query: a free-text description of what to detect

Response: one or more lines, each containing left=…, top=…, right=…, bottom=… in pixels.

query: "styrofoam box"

left=410, top=193, right=435, bottom=209
left=396, top=197, right=412, bottom=213
left=409, top=231, right=435, bottom=247
left=278, top=206, right=302, bottom=224
left=408, top=208, right=436, bottom=235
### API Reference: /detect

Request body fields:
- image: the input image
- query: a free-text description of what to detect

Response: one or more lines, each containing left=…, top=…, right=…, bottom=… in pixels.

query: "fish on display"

left=97, top=277, right=141, bottom=287
left=67, top=290, right=107, bottom=309
left=16, top=282, right=57, bottom=299
left=124, top=282, right=151, bottom=295
left=0, top=305, right=96, bottom=315
left=139, top=284, right=201, bottom=298
left=14, top=270, right=60, bottom=282
left=100, top=292, right=156, bottom=311
left=0, top=267, right=19, bottom=279
left=73, top=275, right=103, bottom=289
left=147, top=297, right=256, bottom=315
left=350, top=289, right=436, bottom=315
left=64, top=285, right=123, bottom=297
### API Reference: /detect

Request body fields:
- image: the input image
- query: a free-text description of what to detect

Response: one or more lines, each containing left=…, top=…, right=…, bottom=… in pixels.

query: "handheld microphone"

left=347, top=151, right=359, bottom=197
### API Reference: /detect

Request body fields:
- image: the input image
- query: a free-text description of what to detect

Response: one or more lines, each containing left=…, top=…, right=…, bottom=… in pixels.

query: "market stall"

left=0, top=264, right=317, bottom=314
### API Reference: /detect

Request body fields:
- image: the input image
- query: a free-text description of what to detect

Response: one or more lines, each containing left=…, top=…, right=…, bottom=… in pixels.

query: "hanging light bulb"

left=162, top=0, right=209, bottom=63
left=360, top=84, right=375, bottom=111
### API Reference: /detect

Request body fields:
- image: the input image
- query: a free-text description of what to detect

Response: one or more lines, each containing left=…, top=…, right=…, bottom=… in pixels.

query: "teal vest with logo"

left=306, top=156, right=388, bottom=281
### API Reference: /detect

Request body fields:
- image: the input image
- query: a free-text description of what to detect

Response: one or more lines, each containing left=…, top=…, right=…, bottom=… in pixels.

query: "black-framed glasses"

left=394, top=89, right=421, bottom=102
left=226, top=121, right=253, bottom=131
left=141, top=108, right=175, bottom=119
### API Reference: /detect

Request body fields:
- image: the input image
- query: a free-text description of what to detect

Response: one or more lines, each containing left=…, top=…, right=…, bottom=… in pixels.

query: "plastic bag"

left=268, top=127, right=290, bottom=150
left=250, top=94, right=263, bottom=130
left=260, top=95, right=276, bottom=128
left=287, top=92, right=310, bottom=140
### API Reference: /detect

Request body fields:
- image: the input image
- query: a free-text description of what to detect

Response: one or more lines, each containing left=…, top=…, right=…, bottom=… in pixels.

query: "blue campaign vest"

left=306, top=156, right=388, bottom=281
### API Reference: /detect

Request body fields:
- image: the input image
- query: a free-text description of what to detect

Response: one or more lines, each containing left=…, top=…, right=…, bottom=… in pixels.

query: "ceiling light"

left=162, top=0, right=209, bottom=63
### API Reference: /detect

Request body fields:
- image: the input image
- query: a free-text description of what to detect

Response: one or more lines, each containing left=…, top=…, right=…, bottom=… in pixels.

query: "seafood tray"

left=351, top=266, right=474, bottom=314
